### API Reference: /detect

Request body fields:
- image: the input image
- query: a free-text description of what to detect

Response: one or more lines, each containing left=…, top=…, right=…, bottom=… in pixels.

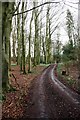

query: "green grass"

left=57, top=63, right=76, bottom=87
left=11, top=63, right=17, bottom=66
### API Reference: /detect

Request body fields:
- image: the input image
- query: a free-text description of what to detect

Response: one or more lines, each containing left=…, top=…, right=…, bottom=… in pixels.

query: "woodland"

left=1, top=0, right=80, bottom=119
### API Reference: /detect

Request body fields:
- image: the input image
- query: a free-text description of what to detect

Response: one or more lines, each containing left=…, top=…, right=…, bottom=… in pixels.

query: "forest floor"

left=2, top=63, right=80, bottom=119
left=2, top=64, right=46, bottom=119
left=57, top=63, right=80, bottom=94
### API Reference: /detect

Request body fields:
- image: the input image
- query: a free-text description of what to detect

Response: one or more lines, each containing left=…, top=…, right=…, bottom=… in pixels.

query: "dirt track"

left=22, top=64, right=80, bottom=119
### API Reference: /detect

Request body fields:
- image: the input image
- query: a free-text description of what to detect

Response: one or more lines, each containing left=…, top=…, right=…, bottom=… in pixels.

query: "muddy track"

left=23, top=64, right=80, bottom=119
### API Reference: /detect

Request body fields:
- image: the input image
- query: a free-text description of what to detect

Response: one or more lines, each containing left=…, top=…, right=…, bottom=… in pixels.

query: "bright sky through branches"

left=11, top=0, right=79, bottom=47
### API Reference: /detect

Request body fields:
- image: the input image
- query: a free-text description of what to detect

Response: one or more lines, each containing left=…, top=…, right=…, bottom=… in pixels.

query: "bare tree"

left=28, top=11, right=33, bottom=73
left=17, top=7, right=20, bottom=65
left=22, top=2, right=26, bottom=74
left=45, top=5, right=52, bottom=64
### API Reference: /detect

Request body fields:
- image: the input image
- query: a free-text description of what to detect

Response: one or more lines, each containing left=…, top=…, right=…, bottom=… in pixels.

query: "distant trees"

left=66, top=9, right=74, bottom=45
left=62, top=9, right=77, bottom=74
left=55, top=33, right=62, bottom=63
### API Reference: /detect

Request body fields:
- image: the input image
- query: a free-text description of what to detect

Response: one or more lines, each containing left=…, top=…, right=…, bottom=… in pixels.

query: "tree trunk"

left=9, top=39, right=11, bottom=71
left=2, top=2, right=15, bottom=88
left=45, top=6, right=49, bottom=64
left=28, top=11, right=33, bottom=73
left=12, top=28, right=16, bottom=63
left=20, top=56, right=23, bottom=71
left=2, top=51, right=8, bottom=89
left=34, top=16, right=37, bottom=66
left=42, top=36, right=46, bottom=63
left=45, top=5, right=51, bottom=64
left=17, top=8, right=20, bottom=65
left=22, top=2, right=26, bottom=74
left=33, top=1, right=40, bottom=66
left=48, top=18, right=52, bottom=63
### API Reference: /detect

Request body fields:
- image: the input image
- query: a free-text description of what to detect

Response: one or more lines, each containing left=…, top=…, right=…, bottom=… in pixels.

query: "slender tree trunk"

left=9, top=39, right=11, bottom=71
left=45, top=7, right=49, bottom=64
left=33, top=1, right=40, bottom=66
left=12, top=29, right=16, bottom=63
left=2, top=51, right=8, bottom=89
left=42, top=36, right=46, bottom=63
left=20, top=56, right=23, bottom=71
left=45, top=5, right=52, bottom=64
left=48, top=18, right=52, bottom=63
left=34, top=10, right=37, bottom=66
left=22, top=2, right=26, bottom=74
left=17, top=8, right=20, bottom=65
left=39, top=21, right=42, bottom=64
left=28, top=11, right=33, bottom=73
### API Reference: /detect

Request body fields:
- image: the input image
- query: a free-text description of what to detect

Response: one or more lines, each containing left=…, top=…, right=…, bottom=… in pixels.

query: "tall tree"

left=9, top=37, right=11, bottom=71
left=20, top=2, right=27, bottom=71
left=45, top=5, right=52, bottom=64
left=66, top=9, right=76, bottom=61
left=45, top=5, right=49, bottom=64
left=22, top=2, right=26, bottom=74
left=2, top=2, right=15, bottom=88
left=53, top=29, right=62, bottom=63
left=28, top=11, right=33, bottom=73
left=17, top=7, right=20, bottom=65
left=12, top=20, right=16, bottom=63
left=33, top=1, right=40, bottom=66
left=42, top=36, right=46, bottom=63
left=66, top=9, right=74, bottom=46
left=48, top=13, right=52, bottom=63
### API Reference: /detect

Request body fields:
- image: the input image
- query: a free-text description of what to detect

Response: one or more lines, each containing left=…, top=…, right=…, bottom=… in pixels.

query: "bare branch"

left=12, top=0, right=21, bottom=16
left=13, top=1, right=60, bottom=16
